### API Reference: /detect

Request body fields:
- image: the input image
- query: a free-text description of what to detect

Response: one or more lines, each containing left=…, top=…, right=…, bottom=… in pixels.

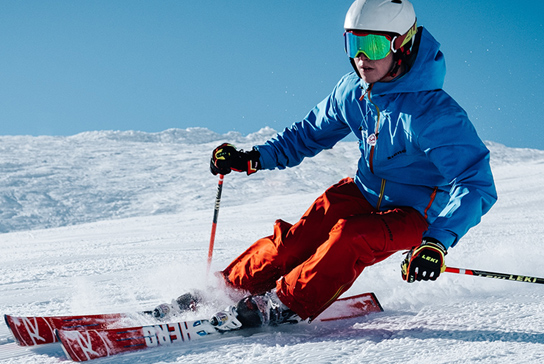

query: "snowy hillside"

left=1, top=128, right=544, bottom=363
left=0, top=127, right=357, bottom=234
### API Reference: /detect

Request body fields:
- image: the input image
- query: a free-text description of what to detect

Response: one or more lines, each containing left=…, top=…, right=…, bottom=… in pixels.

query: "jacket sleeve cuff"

left=253, top=145, right=280, bottom=170
left=422, top=228, right=458, bottom=250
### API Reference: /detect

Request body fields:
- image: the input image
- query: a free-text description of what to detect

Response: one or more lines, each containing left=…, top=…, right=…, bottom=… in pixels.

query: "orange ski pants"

left=221, top=177, right=429, bottom=320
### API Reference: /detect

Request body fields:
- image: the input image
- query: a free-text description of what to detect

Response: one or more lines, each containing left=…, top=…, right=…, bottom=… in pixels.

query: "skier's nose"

left=356, top=53, right=370, bottom=63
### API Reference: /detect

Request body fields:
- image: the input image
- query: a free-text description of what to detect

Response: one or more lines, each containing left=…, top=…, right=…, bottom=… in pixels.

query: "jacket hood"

left=369, top=27, right=446, bottom=95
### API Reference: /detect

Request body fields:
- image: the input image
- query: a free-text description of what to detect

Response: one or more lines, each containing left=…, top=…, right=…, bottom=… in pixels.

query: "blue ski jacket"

left=254, top=27, right=497, bottom=249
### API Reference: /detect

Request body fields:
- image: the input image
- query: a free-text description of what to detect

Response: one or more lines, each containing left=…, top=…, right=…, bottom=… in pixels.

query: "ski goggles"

left=344, top=31, right=394, bottom=60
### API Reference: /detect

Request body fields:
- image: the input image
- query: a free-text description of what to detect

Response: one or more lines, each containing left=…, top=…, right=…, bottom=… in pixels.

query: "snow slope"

left=1, top=128, right=544, bottom=363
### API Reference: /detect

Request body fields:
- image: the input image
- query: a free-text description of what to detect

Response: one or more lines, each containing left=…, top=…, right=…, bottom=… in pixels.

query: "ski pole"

left=207, top=174, right=224, bottom=279
left=445, top=266, right=544, bottom=285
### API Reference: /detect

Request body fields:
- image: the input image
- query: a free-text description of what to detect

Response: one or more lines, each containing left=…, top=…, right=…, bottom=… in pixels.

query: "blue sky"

left=1, top=0, right=543, bottom=150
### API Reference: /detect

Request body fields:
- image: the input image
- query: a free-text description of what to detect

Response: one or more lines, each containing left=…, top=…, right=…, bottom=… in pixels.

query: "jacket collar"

left=364, top=27, right=446, bottom=96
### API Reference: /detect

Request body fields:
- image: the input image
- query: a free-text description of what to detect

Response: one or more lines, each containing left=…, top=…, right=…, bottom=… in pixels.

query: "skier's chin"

left=359, top=69, right=382, bottom=84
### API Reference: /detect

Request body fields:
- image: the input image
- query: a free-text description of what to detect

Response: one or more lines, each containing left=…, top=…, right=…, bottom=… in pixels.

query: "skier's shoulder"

left=402, top=88, right=470, bottom=131
left=329, top=72, right=362, bottom=102
left=335, top=71, right=361, bottom=90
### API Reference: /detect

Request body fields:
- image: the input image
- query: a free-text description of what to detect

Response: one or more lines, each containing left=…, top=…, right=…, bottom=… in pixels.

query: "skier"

left=159, top=0, right=497, bottom=329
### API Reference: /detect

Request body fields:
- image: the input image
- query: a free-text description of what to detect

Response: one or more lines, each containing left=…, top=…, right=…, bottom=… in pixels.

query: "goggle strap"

left=392, top=21, right=418, bottom=51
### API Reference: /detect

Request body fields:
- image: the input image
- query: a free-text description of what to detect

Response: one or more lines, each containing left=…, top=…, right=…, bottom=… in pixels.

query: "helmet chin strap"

left=385, top=35, right=415, bottom=80
left=387, top=50, right=404, bottom=79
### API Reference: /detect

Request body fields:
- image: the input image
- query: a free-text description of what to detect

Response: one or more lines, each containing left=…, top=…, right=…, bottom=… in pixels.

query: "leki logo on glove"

left=215, top=150, right=229, bottom=160
left=214, top=143, right=236, bottom=161
left=421, top=254, right=439, bottom=264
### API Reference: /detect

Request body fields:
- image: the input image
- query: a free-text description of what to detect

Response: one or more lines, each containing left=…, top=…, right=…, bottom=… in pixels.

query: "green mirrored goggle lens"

left=344, top=32, right=392, bottom=61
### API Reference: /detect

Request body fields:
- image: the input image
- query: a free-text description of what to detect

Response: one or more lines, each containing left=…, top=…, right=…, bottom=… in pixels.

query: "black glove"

left=401, top=238, right=447, bottom=283
left=210, top=143, right=261, bottom=176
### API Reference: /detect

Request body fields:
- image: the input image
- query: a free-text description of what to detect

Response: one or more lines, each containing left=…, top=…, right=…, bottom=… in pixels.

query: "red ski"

left=57, top=318, right=217, bottom=362
left=56, top=293, right=383, bottom=362
left=4, top=312, right=130, bottom=346
left=318, top=292, right=383, bottom=322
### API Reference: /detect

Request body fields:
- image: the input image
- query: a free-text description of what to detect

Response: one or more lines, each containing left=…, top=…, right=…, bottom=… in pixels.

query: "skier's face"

left=354, top=52, right=396, bottom=84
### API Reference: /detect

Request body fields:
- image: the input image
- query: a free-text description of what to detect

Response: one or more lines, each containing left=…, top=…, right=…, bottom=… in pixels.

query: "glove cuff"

left=246, top=149, right=261, bottom=175
left=422, top=238, right=447, bottom=255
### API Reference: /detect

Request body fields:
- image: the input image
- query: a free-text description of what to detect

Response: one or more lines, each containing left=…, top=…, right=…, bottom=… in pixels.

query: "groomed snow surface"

left=1, top=128, right=543, bottom=363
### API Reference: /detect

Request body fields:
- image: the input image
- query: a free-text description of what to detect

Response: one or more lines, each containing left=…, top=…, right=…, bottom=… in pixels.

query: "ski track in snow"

left=1, top=128, right=544, bottom=363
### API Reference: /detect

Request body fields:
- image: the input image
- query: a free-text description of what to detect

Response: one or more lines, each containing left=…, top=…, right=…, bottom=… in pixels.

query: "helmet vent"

left=392, top=0, right=402, bottom=3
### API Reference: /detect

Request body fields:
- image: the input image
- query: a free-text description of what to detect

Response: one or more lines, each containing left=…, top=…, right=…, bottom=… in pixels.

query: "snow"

left=1, top=127, right=544, bottom=363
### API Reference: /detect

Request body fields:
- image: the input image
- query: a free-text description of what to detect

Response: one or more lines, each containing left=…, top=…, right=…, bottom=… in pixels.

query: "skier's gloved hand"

left=401, top=238, right=447, bottom=283
left=210, top=143, right=260, bottom=176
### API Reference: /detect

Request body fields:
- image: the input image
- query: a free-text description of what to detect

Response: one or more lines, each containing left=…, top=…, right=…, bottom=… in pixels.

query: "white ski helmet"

left=344, top=0, right=418, bottom=78
left=344, top=0, right=416, bottom=38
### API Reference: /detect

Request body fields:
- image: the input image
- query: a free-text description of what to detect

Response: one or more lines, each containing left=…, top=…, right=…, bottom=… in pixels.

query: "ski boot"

left=210, top=290, right=301, bottom=331
left=152, top=290, right=204, bottom=319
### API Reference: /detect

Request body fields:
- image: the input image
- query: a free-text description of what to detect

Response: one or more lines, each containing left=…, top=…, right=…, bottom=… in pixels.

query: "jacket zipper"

left=376, top=179, right=386, bottom=210
left=362, top=84, right=386, bottom=210
left=364, top=84, right=381, bottom=175
left=424, top=187, right=438, bottom=219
